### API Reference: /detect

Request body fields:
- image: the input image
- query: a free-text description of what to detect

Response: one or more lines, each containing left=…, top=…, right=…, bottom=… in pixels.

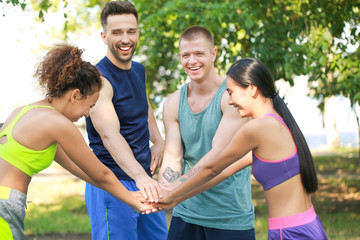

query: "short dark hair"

left=100, top=1, right=138, bottom=29
left=179, top=25, right=214, bottom=48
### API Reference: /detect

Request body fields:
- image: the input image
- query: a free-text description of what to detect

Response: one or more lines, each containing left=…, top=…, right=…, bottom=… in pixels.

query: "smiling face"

left=226, top=76, right=252, bottom=118
left=102, top=14, right=139, bottom=69
left=179, top=36, right=216, bottom=82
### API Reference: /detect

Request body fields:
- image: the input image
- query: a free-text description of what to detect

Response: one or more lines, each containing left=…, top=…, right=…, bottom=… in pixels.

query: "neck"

left=251, top=97, right=277, bottom=119
left=106, top=52, right=132, bottom=70
left=36, top=96, right=67, bottom=115
left=188, top=72, right=223, bottom=96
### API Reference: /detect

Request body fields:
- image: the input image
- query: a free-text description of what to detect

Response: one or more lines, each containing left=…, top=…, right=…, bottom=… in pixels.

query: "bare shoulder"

left=98, top=76, right=113, bottom=99
left=243, top=117, right=279, bottom=137
left=163, top=90, right=180, bottom=112
left=28, top=108, right=76, bottom=138
left=0, top=106, right=24, bottom=131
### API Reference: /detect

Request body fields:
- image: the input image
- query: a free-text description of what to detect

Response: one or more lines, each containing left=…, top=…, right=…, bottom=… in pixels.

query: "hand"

left=153, top=186, right=178, bottom=209
left=150, top=140, right=164, bottom=175
left=135, top=175, right=163, bottom=203
left=157, top=185, right=171, bottom=204
left=154, top=199, right=179, bottom=210
left=131, top=191, right=162, bottom=214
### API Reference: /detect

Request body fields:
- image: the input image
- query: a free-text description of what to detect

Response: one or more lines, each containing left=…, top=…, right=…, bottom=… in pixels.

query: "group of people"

left=0, top=1, right=328, bottom=240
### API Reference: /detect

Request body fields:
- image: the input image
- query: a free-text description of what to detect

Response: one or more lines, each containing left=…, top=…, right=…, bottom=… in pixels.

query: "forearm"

left=167, top=163, right=218, bottom=201
left=158, top=161, right=182, bottom=187
left=96, top=170, right=143, bottom=210
left=102, top=133, right=148, bottom=181
left=55, top=147, right=98, bottom=186
left=173, top=168, right=229, bottom=202
left=170, top=155, right=252, bottom=204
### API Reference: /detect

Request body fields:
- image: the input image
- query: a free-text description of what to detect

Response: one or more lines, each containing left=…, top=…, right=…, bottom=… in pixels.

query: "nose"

left=120, top=33, right=130, bottom=44
left=189, top=54, right=197, bottom=64
left=228, top=96, right=234, bottom=106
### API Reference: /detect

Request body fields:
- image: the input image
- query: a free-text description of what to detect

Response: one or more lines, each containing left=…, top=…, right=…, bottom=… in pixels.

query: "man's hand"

left=135, top=175, right=164, bottom=203
left=150, top=140, right=165, bottom=175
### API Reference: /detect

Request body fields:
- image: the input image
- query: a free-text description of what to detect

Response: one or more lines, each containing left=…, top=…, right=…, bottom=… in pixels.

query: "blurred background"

left=1, top=0, right=359, bottom=152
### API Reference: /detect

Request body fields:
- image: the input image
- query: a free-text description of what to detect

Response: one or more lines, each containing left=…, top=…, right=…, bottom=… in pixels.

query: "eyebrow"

left=180, top=50, right=209, bottom=55
left=111, top=27, right=138, bottom=31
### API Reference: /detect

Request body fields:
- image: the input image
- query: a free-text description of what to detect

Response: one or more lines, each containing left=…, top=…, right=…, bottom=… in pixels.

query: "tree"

left=3, top=0, right=360, bottom=153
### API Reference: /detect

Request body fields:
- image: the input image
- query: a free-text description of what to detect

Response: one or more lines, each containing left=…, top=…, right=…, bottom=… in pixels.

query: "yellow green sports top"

left=0, top=105, right=58, bottom=177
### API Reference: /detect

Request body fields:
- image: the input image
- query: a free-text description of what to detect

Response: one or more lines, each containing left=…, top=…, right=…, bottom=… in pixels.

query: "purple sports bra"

left=252, top=113, right=300, bottom=191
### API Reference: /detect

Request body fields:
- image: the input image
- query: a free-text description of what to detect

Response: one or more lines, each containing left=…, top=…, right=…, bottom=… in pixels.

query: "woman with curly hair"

left=0, top=43, right=155, bottom=240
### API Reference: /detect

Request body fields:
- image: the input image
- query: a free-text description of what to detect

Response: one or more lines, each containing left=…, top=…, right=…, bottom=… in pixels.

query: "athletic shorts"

left=268, top=205, right=328, bottom=240
left=167, top=216, right=255, bottom=240
left=85, top=180, right=168, bottom=240
left=0, top=186, right=27, bottom=240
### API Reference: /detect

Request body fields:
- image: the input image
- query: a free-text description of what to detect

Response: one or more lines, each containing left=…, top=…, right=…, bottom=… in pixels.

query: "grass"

left=25, top=171, right=91, bottom=235
left=24, top=149, right=360, bottom=239
left=25, top=195, right=90, bottom=235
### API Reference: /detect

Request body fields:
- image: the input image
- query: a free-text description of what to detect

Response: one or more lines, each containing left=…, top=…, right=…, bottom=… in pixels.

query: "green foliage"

left=2, top=0, right=360, bottom=110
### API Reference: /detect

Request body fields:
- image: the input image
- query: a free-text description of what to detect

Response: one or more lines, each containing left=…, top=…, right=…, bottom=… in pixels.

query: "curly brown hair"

left=34, top=43, right=102, bottom=99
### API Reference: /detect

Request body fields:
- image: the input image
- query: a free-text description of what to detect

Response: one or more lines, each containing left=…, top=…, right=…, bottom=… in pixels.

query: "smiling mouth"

left=189, top=66, right=201, bottom=71
left=120, top=46, right=131, bottom=51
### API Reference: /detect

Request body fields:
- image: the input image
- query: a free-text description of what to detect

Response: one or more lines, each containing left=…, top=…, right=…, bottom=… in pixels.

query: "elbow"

left=92, top=169, right=114, bottom=187
left=202, top=164, right=221, bottom=179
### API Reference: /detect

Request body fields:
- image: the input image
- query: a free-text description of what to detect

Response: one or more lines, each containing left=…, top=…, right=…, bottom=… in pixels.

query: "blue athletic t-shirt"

left=85, top=57, right=151, bottom=180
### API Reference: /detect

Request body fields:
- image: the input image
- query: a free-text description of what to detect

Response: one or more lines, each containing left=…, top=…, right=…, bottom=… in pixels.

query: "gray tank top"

left=174, top=80, right=255, bottom=230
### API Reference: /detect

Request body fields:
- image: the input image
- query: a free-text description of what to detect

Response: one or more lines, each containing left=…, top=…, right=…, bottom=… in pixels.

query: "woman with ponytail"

left=156, top=58, right=327, bottom=239
left=0, top=44, right=155, bottom=240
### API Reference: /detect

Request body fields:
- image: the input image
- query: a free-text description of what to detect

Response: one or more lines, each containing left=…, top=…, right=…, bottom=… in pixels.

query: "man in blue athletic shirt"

left=158, top=26, right=255, bottom=239
left=85, top=1, right=167, bottom=239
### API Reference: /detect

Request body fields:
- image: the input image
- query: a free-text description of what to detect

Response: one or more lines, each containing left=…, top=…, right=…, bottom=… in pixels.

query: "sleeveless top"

left=86, top=57, right=151, bottom=180
left=0, top=105, right=57, bottom=177
left=252, top=113, right=301, bottom=191
left=173, top=80, right=255, bottom=230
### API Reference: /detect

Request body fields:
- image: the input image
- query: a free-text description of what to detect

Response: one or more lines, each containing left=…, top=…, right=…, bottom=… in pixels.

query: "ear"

left=211, top=48, right=217, bottom=63
left=249, top=84, right=258, bottom=97
left=101, top=31, right=107, bottom=44
left=70, top=89, right=81, bottom=103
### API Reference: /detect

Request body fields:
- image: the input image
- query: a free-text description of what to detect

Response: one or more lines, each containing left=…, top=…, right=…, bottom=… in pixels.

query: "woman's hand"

left=131, top=191, right=161, bottom=214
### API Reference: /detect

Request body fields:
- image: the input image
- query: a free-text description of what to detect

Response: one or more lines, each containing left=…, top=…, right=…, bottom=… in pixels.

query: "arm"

left=158, top=152, right=252, bottom=209
left=162, top=121, right=257, bottom=204
left=89, top=77, right=162, bottom=202
left=51, top=116, right=155, bottom=213
left=158, top=91, right=252, bottom=205
left=54, top=146, right=98, bottom=186
left=147, top=98, right=165, bottom=175
left=157, top=91, right=183, bottom=188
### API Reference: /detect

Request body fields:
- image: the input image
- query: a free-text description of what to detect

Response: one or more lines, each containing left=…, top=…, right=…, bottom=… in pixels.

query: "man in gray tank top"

left=158, top=26, right=256, bottom=239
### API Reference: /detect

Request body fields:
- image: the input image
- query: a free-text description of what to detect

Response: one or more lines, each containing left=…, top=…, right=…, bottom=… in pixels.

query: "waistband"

left=0, top=186, right=27, bottom=206
left=268, top=205, right=317, bottom=230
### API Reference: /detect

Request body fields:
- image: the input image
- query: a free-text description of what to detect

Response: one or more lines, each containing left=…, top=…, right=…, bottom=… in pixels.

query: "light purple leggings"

left=268, top=206, right=328, bottom=240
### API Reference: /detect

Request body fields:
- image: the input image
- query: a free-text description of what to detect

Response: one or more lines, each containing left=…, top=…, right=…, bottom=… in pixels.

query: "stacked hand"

left=133, top=185, right=179, bottom=214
